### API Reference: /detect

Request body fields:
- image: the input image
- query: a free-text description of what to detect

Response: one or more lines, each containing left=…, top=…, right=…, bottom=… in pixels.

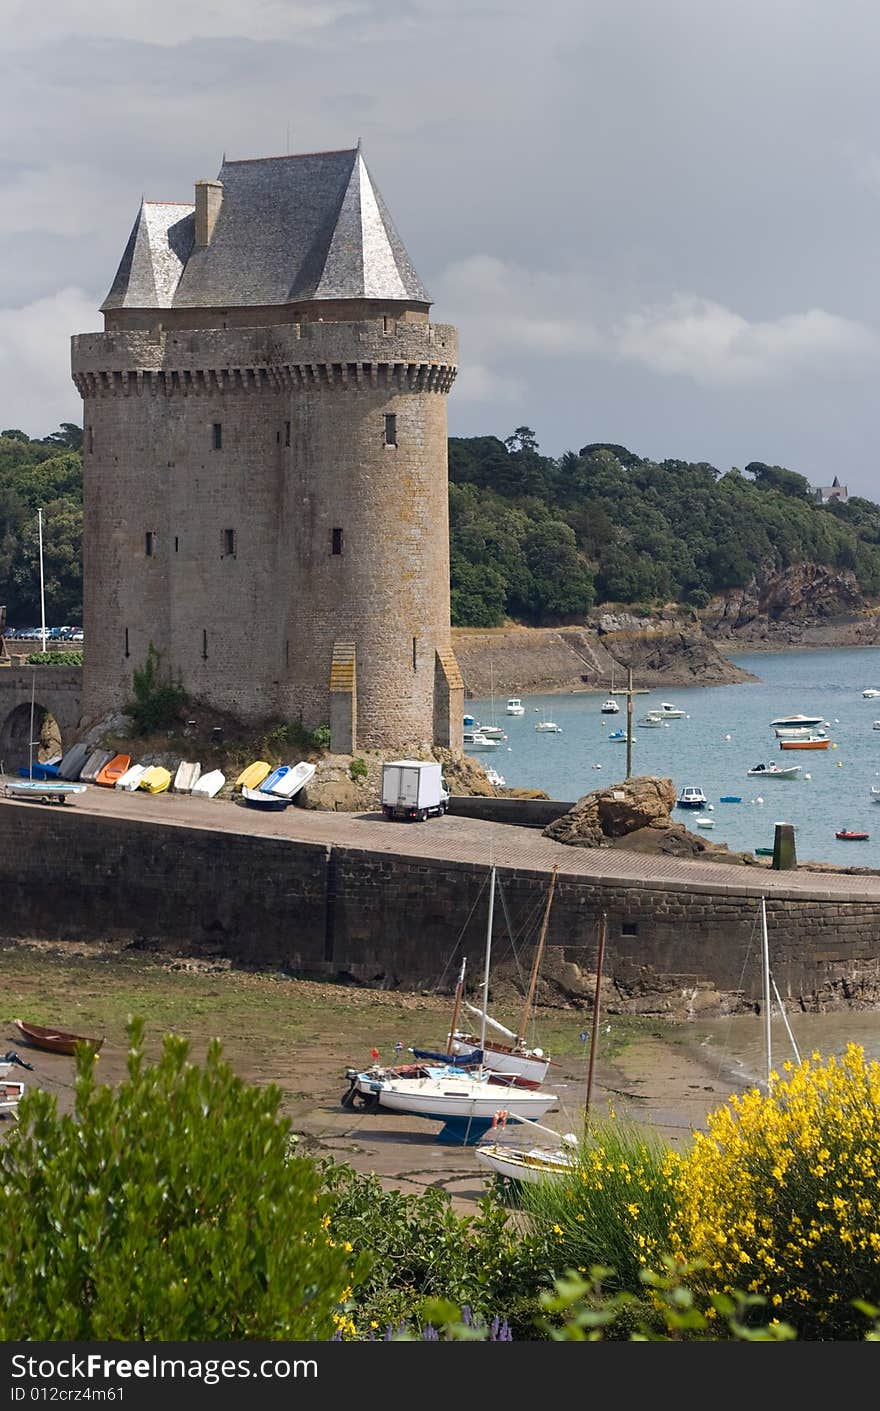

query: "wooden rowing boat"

left=13, top=1019, right=104, bottom=1056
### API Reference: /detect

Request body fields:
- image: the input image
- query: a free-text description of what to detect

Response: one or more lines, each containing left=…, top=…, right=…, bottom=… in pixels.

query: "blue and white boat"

left=260, top=765, right=290, bottom=794
left=240, top=785, right=288, bottom=811
left=3, top=779, right=87, bottom=804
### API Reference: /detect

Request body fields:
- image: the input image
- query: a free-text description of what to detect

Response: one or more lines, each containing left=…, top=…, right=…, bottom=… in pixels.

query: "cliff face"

left=453, top=615, right=754, bottom=698
left=702, top=563, right=880, bottom=649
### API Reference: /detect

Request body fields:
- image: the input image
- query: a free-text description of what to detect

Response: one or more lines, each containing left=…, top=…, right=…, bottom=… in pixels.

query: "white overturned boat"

left=116, top=763, right=148, bottom=791
left=3, top=779, right=86, bottom=804
left=191, top=769, right=225, bottom=799
left=173, top=760, right=201, bottom=793
left=268, top=760, right=316, bottom=799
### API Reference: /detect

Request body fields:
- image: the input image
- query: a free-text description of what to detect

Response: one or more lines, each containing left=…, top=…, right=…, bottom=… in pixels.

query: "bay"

left=466, top=643, right=880, bottom=1071
left=466, top=643, right=880, bottom=869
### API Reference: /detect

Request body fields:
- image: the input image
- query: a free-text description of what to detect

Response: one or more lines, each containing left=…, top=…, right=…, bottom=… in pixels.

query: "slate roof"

left=101, top=147, right=430, bottom=312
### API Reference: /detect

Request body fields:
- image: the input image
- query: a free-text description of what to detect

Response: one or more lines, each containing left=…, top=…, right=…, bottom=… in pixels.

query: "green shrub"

left=25, top=650, right=83, bottom=666
left=124, top=642, right=188, bottom=735
left=310, top=723, right=331, bottom=749
left=349, top=756, right=368, bottom=782
left=0, top=1019, right=365, bottom=1340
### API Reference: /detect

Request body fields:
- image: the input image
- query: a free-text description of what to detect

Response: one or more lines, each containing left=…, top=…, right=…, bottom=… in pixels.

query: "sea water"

left=468, top=643, right=880, bottom=1070
left=465, top=644, right=880, bottom=868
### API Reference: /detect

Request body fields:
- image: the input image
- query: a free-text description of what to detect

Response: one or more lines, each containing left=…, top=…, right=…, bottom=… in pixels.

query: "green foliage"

left=25, top=650, right=84, bottom=666
left=0, top=1019, right=365, bottom=1340
left=124, top=643, right=189, bottom=735
left=310, top=723, right=331, bottom=749
left=513, top=1118, right=680, bottom=1296
left=321, top=1163, right=533, bottom=1335
left=349, top=756, right=368, bottom=782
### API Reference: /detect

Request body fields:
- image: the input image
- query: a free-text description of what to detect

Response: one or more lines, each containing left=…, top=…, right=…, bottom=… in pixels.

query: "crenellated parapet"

left=71, top=319, right=458, bottom=397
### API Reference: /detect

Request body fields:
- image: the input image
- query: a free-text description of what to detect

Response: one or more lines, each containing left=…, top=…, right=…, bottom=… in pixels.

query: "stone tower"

left=71, top=146, right=463, bottom=752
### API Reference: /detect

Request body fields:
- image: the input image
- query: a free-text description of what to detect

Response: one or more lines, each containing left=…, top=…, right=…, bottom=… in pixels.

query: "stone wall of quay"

left=2, top=804, right=880, bottom=1015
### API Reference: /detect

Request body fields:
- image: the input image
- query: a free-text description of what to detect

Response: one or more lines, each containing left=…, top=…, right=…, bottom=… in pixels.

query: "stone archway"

left=0, top=700, right=63, bottom=772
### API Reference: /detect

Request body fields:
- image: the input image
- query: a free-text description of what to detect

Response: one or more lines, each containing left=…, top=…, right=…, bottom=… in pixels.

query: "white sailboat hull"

left=450, top=1035, right=549, bottom=1088
left=474, top=1142, right=575, bottom=1184
left=355, top=1072, right=557, bottom=1122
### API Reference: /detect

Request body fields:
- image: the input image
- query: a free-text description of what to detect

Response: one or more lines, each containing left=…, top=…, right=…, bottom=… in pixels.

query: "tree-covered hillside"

left=449, top=428, right=880, bottom=626
left=0, top=425, right=83, bottom=625
left=4, top=420, right=880, bottom=632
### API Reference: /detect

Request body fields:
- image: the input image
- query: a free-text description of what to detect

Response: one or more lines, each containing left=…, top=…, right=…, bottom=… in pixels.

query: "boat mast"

left=761, top=896, right=772, bottom=1088
left=583, top=911, right=607, bottom=1133
left=446, top=956, right=467, bottom=1056
left=479, top=866, right=496, bottom=1068
left=516, top=864, right=558, bottom=1048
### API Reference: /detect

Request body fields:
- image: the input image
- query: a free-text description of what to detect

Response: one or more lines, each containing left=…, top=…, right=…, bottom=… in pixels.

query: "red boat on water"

left=835, top=829, right=870, bottom=842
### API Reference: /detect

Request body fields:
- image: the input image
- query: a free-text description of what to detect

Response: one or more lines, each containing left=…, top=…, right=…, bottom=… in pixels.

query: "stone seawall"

left=2, top=799, right=880, bottom=1016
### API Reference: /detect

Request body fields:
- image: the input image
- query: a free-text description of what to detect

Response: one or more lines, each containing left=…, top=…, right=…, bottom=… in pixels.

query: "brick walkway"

left=5, top=777, right=880, bottom=902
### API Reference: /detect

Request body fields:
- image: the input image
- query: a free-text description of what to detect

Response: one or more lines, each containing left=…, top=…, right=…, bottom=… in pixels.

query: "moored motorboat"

left=863, top=688, right=880, bottom=699
left=658, top=702, right=687, bottom=718
left=694, top=816, right=715, bottom=828
left=505, top=697, right=525, bottom=715
left=836, top=828, right=870, bottom=841
left=676, top=785, right=707, bottom=808
left=779, top=736, right=829, bottom=750
left=600, top=698, right=620, bottom=714
left=770, top=713, right=824, bottom=729
left=747, top=763, right=802, bottom=779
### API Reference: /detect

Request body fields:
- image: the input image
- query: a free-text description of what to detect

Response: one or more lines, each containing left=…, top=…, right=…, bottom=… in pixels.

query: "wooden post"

left=612, top=667, right=648, bottom=780
left=583, top=911, right=607, bottom=1134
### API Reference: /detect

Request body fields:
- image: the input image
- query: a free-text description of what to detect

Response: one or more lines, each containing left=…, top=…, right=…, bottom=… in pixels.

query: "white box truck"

left=381, top=760, right=450, bottom=821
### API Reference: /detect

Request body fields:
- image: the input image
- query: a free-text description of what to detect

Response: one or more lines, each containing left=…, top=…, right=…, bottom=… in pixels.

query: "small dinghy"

left=14, top=1019, right=104, bottom=1056
left=836, top=829, right=870, bottom=841
left=173, top=760, right=201, bottom=793
left=138, top=766, right=172, bottom=794
left=234, top=760, right=270, bottom=791
left=259, top=765, right=290, bottom=795
left=191, top=769, right=225, bottom=799
left=57, top=741, right=91, bottom=780
left=268, top=760, right=316, bottom=800
left=79, top=749, right=113, bottom=783
left=3, top=780, right=86, bottom=804
left=115, top=763, right=148, bottom=791
left=95, top=753, right=131, bottom=787
left=240, top=785, right=288, bottom=811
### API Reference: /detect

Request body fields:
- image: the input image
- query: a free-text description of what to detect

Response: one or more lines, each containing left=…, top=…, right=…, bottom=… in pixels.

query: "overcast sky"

left=3, top=0, right=880, bottom=494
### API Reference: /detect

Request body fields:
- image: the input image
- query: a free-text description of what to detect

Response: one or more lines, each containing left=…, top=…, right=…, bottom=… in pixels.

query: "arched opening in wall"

left=0, top=702, right=63, bottom=773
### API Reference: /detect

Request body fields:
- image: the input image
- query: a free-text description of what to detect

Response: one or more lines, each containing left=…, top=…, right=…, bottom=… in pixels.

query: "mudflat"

left=0, top=939, right=752, bottom=1211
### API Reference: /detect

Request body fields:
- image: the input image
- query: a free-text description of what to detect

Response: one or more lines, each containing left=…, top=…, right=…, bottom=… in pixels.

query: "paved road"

left=4, top=775, right=880, bottom=901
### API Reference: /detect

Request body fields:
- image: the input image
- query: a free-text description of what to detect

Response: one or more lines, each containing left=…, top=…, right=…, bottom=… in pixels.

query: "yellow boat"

left=138, top=766, right=172, bottom=794
left=234, top=760, right=271, bottom=790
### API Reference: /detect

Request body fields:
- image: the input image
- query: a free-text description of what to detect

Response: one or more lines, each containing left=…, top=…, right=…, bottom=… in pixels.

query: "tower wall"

left=72, top=320, right=458, bottom=748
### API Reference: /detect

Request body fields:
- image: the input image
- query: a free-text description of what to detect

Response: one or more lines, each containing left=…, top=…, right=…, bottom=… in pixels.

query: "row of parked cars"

left=8, top=625, right=83, bottom=641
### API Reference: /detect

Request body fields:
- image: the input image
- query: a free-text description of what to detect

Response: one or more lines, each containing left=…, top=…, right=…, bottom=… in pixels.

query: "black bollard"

left=772, top=821, right=797, bottom=870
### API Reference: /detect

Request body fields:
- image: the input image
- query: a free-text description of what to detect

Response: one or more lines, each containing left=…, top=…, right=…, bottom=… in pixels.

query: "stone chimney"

left=194, top=179, right=223, bottom=247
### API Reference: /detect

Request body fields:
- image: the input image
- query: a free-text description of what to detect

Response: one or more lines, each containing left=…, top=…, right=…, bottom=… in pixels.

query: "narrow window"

left=621, top=922, right=639, bottom=937
left=223, top=528, right=236, bottom=557
left=212, top=422, right=222, bottom=450
left=174, top=536, right=179, bottom=553
left=145, top=531, right=155, bottom=557
left=331, top=527, right=344, bottom=556
left=202, top=629, right=208, bottom=660
left=384, top=413, right=397, bottom=447
left=285, top=420, right=291, bottom=446
left=412, top=637, right=417, bottom=671
left=276, top=429, right=280, bottom=444
left=88, top=426, right=94, bottom=453
left=383, top=315, right=396, bottom=335
left=124, top=627, right=130, bottom=659
left=285, top=639, right=289, bottom=667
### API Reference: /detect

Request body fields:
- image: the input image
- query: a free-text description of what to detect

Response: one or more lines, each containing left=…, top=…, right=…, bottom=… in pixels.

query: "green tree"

left=43, top=422, right=83, bottom=451
left=0, top=1020, right=365, bottom=1340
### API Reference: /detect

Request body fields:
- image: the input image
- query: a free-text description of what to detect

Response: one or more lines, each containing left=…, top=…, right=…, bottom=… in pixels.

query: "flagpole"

left=38, top=508, right=47, bottom=655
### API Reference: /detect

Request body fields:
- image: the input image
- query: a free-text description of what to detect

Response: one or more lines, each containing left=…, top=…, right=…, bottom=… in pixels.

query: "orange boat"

left=779, top=737, right=829, bottom=750
left=95, top=753, right=132, bottom=786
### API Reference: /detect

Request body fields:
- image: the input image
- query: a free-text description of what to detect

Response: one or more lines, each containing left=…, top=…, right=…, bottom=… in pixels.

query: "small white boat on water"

left=534, top=712, right=562, bottom=732
left=863, top=688, right=880, bottom=699
left=774, top=726, right=826, bottom=739
left=466, top=731, right=502, bottom=750
left=600, top=698, right=620, bottom=714
left=191, top=769, right=225, bottom=798
left=677, top=785, right=707, bottom=808
left=485, top=766, right=506, bottom=787
left=871, top=787, right=880, bottom=801
left=770, top=713, right=824, bottom=729
left=506, top=697, right=525, bottom=715
left=638, top=712, right=668, bottom=728
left=694, top=816, right=715, bottom=829
left=659, top=702, right=688, bottom=718
left=747, top=763, right=802, bottom=780
left=478, top=725, right=508, bottom=740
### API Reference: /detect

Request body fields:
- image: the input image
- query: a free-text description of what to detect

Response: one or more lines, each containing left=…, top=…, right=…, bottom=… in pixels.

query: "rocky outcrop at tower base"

left=543, top=775, right=755, bottom=863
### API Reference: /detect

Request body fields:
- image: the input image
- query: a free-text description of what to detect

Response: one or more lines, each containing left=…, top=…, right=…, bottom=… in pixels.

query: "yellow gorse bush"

left=670, top=1044, right=880, bottom=1339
